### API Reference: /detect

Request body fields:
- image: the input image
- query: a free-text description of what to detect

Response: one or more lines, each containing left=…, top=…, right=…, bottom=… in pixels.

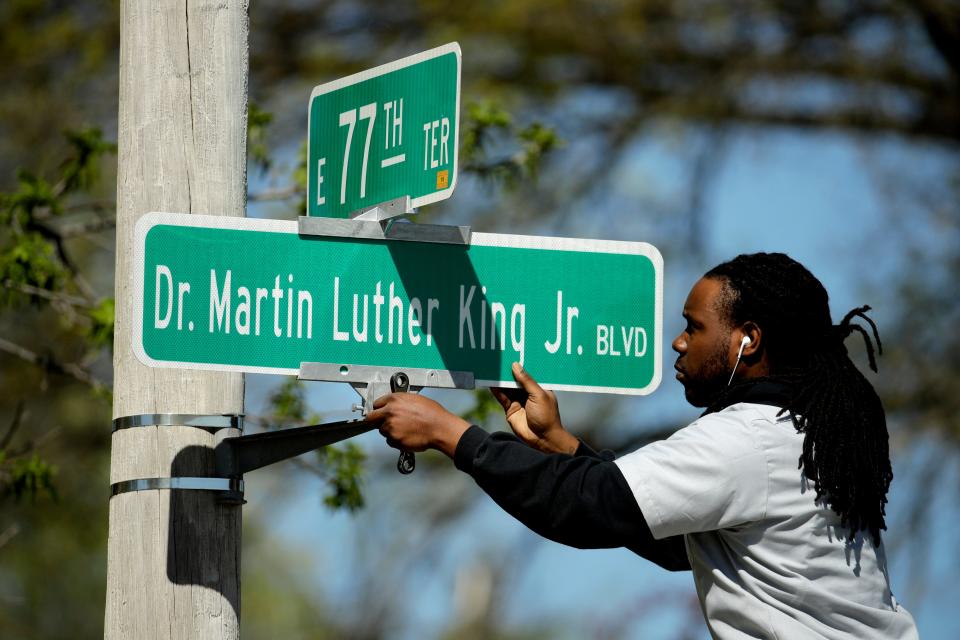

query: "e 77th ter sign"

left=307, top=43, right=460, bottom=218
left=133, top=213, right=663, bottom=395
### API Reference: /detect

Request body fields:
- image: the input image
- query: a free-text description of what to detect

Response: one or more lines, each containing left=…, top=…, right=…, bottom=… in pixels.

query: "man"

left=367, top=252, right=919, bottom=638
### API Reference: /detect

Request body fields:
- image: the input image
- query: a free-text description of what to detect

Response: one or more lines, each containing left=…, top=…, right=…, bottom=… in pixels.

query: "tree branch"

left=915, top=0, right=960, bottom=78
left=0, top=336, right=106, bottom=390
left=1, top=401, right=25, bottom=450
left=24, top=220, right=98, bottom=301
left=3, top=279, right=93, bottom=308
left=56, top=216, right=117, bottom=239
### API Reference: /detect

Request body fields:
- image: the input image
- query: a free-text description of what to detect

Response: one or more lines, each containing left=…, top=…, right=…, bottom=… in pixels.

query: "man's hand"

left=490, top=362, right=579, bottom=455
left=366, top=393, right=471, bottom=459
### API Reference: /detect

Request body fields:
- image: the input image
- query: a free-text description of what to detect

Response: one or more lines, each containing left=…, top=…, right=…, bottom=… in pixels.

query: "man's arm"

left=367, top=372, right=690, bottom=571
left=454, top=425, right=690, bottom=571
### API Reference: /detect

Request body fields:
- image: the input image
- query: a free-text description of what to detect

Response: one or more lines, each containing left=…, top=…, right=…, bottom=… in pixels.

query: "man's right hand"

left=490, top=362, right=580, bottom=455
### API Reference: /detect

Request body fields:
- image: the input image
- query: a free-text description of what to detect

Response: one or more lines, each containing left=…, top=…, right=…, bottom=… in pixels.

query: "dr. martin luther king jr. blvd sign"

left=133, top=212, right=663, bottom=395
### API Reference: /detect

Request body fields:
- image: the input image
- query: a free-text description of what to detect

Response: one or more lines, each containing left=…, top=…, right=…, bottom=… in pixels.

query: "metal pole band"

left=112, top=414, right=244, bottom=433
left=110, top=477, right=244, bottom=497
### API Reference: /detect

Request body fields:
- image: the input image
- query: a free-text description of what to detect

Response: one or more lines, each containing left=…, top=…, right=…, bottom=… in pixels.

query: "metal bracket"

left=112, top=414, right=243, bottom=433
left=110, top=477, right=244, bottom=499
left=298, top=216, right=471, bottom=245
left=352, top=195, right=415, bottom=221
left=297, top=364, right=474, bottom=476
left=298, top=362, right=475, bottom=416
left=298, top=194, right=470, bottom=246
left=215, top=419, right=374, bottom=477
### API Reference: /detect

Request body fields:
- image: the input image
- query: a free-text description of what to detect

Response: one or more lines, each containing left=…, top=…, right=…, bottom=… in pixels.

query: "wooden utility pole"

left=106, top=1, right=248, bottom=638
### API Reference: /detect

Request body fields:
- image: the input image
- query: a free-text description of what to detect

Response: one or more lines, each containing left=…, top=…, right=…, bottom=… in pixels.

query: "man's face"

left=672, top=277, right=735, bottom=407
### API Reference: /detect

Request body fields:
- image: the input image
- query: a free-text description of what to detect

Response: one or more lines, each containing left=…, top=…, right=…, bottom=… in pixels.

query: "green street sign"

left=133, top=213, right=663, bottom=395
left=307, top=43, right=460, bottom=218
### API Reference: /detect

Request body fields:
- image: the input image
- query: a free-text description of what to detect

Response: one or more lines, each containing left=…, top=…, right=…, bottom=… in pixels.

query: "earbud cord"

left=727, top=340, right=748, bottom=387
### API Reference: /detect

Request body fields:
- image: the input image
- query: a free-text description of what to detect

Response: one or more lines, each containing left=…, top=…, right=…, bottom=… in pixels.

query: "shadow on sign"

left=385, top=237, right=503, bottom=387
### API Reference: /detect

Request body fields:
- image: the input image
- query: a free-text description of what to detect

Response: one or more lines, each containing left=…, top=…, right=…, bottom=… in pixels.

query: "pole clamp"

left=110, top=476, right=244, bottom=499
left=112, top=414, right=244, bottom=433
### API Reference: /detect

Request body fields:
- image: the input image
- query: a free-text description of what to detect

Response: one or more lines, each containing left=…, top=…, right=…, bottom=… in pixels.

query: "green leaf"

left=2, top=169, right=61, bottom=225
left=85, top=297, right=114, bottom=350
left=517, top=121, right=562, bottom=178
left=4, top=454, right=58, bottom=503
left=0, top=231, right=65, bottom=306
left=60, top=127, right=117, bottom=195
left=266, top=378, right=308, bottom=428
left=460, top=101, right=561, bottom=188
left=461, top=100, right=513, bottom=165
left=248, top=103, right=274, bottom=174
left=316, top=442, right=366, bottom=511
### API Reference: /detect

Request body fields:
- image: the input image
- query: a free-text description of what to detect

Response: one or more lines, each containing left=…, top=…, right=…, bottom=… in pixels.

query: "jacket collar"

left=702, top=378, right=794, bottom=416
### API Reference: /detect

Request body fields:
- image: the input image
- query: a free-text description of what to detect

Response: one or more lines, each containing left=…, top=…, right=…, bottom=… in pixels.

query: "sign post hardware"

left=109, top=367, right=435, bottom=505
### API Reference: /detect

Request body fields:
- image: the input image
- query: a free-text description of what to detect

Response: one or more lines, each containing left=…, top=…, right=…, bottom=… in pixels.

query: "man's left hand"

left=366, top=393, right=471, bottom=459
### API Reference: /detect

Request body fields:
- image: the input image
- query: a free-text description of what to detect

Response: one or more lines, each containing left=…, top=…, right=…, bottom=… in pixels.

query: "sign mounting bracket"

left=214, top=418, right=374, bottom=504
left=352, top=195, right=415, bottom=221
left=211, top=364, right=475, bottom=504
left=298, top=362, right=476, bottom=415
left=297, top=211, right=471, bottom=246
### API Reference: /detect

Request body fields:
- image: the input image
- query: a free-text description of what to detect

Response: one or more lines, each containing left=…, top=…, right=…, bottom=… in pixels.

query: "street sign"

left=133, top=213, right=663, bottom=395
left=307, top=43, right=461, bottom=218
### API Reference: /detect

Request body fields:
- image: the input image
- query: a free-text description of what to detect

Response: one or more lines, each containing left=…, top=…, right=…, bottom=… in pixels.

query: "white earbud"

left=727, top=336, right=752, bottom=386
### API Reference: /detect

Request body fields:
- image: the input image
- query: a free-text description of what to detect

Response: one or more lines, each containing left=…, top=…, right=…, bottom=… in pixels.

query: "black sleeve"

left=453, top=426, right=690, bottom=571
left=573, top=439, right=616, bottom=461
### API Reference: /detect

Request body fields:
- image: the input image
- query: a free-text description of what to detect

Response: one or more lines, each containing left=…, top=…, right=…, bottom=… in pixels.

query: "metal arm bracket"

left=215, top=419, right=374, bottom=478
left=298, top=195, right=471, bottom=246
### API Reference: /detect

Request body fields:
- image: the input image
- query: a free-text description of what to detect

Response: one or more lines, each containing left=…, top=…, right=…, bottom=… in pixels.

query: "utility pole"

left=106, top=2, right=248, bottom=638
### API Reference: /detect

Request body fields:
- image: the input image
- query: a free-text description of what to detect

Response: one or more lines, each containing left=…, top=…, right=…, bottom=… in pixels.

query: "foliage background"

left=1, top=1, right=958, bottom=638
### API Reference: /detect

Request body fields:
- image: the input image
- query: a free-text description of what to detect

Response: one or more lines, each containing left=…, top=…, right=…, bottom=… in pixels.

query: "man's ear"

left=741, top=321, right=761, bottom=357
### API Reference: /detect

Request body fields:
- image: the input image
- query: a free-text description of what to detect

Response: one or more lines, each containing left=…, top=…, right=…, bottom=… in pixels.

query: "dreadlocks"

left=705, top=252, right=892, bottom=546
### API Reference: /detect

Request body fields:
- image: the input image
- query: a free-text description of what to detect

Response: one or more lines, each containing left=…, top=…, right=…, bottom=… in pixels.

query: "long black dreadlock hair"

left=705, top=252, right=892, bottom=546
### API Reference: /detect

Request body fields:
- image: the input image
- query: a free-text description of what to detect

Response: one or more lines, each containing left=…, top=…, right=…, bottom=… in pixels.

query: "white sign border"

left=306, top=42, right=462, bottom=215
left=133, top=212, right=663, bottom=396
